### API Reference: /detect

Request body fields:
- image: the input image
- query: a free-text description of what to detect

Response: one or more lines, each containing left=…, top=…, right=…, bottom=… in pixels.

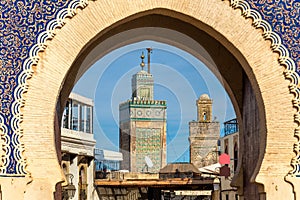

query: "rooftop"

left=159, top=163, right=201, bottom=174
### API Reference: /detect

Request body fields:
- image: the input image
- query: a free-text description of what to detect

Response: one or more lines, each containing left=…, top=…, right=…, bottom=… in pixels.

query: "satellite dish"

left=145, top=156, right=154, bottom=168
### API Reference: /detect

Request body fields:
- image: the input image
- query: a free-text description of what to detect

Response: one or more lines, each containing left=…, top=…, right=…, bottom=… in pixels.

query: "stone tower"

left=131, top=70, right=154, bottom=100
left=189, top=94, right=220, bottom=168
left=197, top=94, right=212, bottom=122
left=119, top=50, right=167, bottom=173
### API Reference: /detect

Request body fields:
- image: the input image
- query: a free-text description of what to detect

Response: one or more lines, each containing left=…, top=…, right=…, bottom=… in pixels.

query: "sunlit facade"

left=61, top=92, right=98, bottom=200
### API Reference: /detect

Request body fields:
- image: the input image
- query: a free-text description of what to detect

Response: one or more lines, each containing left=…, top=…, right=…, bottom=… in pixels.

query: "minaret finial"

left=146, top=48, right=152, bottom=73
left=140, top=52, right=145, bottom=70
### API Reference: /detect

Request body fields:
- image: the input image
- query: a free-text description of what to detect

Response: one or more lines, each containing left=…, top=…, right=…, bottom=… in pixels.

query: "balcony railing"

left=224, top=118, right=238, bottom=136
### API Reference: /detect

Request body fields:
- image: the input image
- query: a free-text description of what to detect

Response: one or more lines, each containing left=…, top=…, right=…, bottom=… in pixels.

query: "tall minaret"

left=189, top=94, right=220, bottom=168
left=119, top=49, right=167, bottom=173
left=131, top=50, right=154, bottom=100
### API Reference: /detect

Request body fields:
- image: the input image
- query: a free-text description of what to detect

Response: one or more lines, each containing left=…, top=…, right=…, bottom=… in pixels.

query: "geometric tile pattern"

left=135, top=128, right=162, bottom=172
left=0, top=0, right=89, bottom=176
left=247, top=0, right=300, bottom=72
left=229, top=0, right=300, bottom=179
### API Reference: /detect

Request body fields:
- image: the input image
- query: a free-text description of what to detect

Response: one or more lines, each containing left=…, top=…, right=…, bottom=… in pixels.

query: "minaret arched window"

left=203, top=112, right=207, bottom=121
left=234, top=142, right=238, bottom=172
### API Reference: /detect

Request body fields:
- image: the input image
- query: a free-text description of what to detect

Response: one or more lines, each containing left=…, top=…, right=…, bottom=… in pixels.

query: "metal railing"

left=224, top=118, right=238, bottom=136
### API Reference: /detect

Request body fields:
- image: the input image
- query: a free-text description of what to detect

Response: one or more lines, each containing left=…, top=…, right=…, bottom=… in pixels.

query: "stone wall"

left=189, top=122, right=220, bottom=168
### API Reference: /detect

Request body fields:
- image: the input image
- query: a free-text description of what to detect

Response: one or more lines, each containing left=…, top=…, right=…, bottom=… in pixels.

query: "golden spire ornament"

left=140, top=52, right=145, bottom=70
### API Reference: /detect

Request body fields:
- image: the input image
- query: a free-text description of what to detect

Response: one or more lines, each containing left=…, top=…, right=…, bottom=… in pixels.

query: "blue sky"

left=73, top=41, right=236, bottom=163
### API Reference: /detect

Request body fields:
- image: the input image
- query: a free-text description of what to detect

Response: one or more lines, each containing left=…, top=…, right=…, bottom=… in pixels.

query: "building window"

left=72, top=102, right=79, bottom=131
left=226, top=194, right=229, bottom=200
left=80, top=104, right=85, bottom=132
left=203, top=112, right=207, bottom=121
left=62, top=101, right=70, bottom=129
left=140, top=87, right=150, bottom=99
left=86, top=106, right=91, bottom=133
left=62, top=97, right=93, bottom=134
left=234, top=142, right=238, bottom=172
left=224, top=139, right=229, bottom=154
left=225, top=145, right=228, bottom=155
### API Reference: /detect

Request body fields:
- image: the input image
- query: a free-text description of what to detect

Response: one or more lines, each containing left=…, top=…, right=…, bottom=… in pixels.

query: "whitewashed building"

left=94, top=148, right=123, bottom=172
left=61, top=92, right=98, bottom=200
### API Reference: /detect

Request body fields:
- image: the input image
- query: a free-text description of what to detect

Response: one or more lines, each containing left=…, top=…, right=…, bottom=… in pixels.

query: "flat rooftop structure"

left=94, top=148, right=123, bottom=161
left=69, top=92, right=94, bottom=106
left=95, top=178, right=214, bottom=187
